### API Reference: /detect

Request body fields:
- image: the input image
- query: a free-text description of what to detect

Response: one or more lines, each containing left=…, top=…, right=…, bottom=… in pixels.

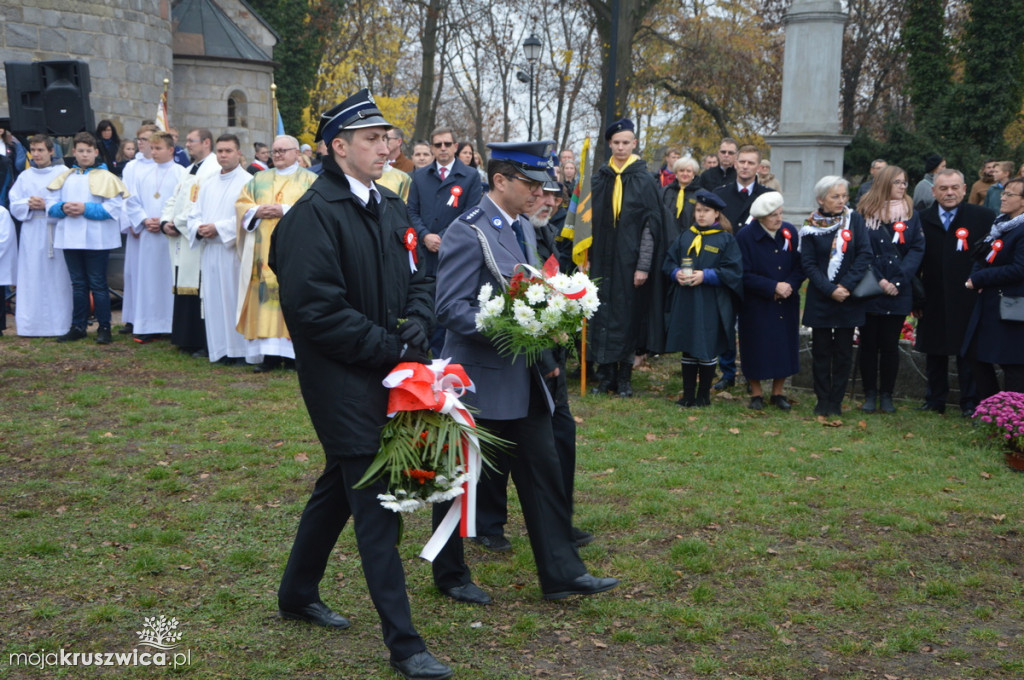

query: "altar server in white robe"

left=160, top=128, right=219, bottom=355
left=8, top=134, right=72, bottom=336
left=187, top=133, right=252, bottom=364
left=119, top=124, right=158, bottom=334
left=122, top=131, right=185, bottom=341
left=0, top=206, right=14, bottom=334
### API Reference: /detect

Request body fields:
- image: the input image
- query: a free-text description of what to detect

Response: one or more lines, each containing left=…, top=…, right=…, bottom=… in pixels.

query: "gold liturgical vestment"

left=234, top=167, right=317, bottom=340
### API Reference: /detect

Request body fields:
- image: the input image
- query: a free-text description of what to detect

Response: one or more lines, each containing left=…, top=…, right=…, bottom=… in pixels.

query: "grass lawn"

left=1, top=334, right=1022, bottom=679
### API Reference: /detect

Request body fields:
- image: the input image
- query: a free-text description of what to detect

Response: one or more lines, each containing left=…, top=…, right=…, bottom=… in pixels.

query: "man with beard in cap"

left=429, top=140, right=619, bottom=605
left=270, top=89, right=450, bottom=680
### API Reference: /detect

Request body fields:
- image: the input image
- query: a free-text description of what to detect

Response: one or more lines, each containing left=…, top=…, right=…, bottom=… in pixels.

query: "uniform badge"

left=491, top=217, right=503, bottom=229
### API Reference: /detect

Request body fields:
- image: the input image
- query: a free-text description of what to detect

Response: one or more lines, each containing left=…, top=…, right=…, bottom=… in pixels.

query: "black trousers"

left=811, top=327, right=855, bottom=409
left=974, top=362, right=1024, bottom=401
left=475, top=368, right=577, bottom=536
left=858, top=314, right=904, bottom=394
left=278, top=454, right=425, bottom=661
left=924, top=353, right=977, bottom=409
left=432, top=380, right=585, bottom=594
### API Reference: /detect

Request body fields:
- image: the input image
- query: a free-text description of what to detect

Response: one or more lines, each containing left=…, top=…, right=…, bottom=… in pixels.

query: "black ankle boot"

left=591, top=363, right=617, bottom=394
left=677, top=363, right=698, bottom=407
left=617, top=362, right=633, bottom=397
left=696, top=364, right=716, bottom=406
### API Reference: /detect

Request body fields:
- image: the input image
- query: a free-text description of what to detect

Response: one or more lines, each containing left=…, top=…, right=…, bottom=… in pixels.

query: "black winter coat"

left=961, top=214, right=1024, bottom=364
left=588, top=157, right=662, bottom=362
left=799, top=211, right=872, bottom=328
left=915, top=202, right=995, bottom=355
left=859, top=213, right=925, bottom=316
left=269, top=156, right=435, bottom=457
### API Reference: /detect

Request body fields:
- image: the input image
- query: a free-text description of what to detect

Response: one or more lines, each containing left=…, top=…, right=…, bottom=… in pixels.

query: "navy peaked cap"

left=694, top=189, right=727, bottom=211
left=604, top=118, right=634, bottom=140
left=487, top=140, right=556, bottom=182
left=316, top=88, right=392, bottom=144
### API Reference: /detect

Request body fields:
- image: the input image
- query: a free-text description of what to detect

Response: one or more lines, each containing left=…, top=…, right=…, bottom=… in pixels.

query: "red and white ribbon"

left=403, top=227, right=418, bottom=273
left=446, top=185, right=463, bottom=208
left=987, top=239, right=1003, bottom=263
left=781, top=227, right=792, bottom=252
left=840, top=229, right=852, bottom=253
left=892, top=221, right=906, bottom=244
left=381, top=359, right=482, bottom=562
left=955, top=228, right=969, bottom=252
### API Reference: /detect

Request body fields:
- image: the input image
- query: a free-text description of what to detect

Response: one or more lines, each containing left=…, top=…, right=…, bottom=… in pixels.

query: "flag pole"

left=270, top=82, right=278, bottom=140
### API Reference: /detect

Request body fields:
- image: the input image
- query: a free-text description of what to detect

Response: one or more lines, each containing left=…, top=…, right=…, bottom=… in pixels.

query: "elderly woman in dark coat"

left=963, top=176, right=1024, bottom=398
left=736, top=192, right=803, bottom=411
left=855, top=165, right=925, bottom=414
left=663, top=190, right=743, bottom=407
left=800, top=176, right=873, bottom=417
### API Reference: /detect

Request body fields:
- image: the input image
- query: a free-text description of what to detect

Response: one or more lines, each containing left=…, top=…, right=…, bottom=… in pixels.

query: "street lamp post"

left=522, top=33, right=542, bottom=139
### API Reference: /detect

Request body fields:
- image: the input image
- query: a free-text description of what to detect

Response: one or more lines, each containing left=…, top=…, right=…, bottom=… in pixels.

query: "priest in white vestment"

left=8, top=135, right=72, bottom=336
left=122, top=131, right=185, bottom=340
left=119, top=124, right=158, bottom=334
left=187, top=134, right=252, bottom=364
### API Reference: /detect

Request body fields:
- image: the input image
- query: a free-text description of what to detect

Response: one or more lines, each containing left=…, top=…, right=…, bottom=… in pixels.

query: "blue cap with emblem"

left=604, top=118, right=635, bottom=141
left=693, top=189, right=728, bottom=211
left=316, top=88, right=392, bottom=145
left=487, top=140, right=557, bottom=183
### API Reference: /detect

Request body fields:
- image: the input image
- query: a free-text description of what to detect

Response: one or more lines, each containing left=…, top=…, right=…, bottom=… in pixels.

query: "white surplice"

left=0, top=207, right=15, bottom=287
left=186, top=165, right=252, bottom=362
left=123, top=159, right=186, bottom=334
left=9, top=165, right=72, bottom=335
left=119, top=157, right=154, bottom=326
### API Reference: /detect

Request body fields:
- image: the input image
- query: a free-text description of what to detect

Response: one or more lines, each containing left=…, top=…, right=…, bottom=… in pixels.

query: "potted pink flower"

left=973, top=391, right=1024, bottom=471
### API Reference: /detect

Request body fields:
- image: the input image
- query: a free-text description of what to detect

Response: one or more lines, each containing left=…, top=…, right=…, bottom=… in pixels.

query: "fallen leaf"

left=470, top=621, right=483, bottom=629
left=177, top=565, right=191, bottom=571
left=980, top=471, right=992, bottom=479
left=766, top=548, right=779, bottom=555
left=991, top=514, right=1006, bottom=523
left=809, top=453, right=822, bottom=459
left=157, top=460, right=169, bottom=466
left=273, top=441, right=284, bottom=447
left=56, top=506, right=67, bottom=515
left=102, top=432, right=114, bottom=437
left=728, top=428, right=740, bottom=435
left=294, top=452, right=309, bottom=462
left=645, top=433, right=658, bottom=442
left=573, top=416, right=583, bottom=424
left=903, top=432, right=915, bottom=439
left=688, top=416, right=699, bottom=422
left=763, top=431, right=780, bottom=436
left=829, top=447, right=843, bottom=452
left=857, top=420, right=867, bottom=429
left=591, top=639, right=607, bottom=649
left=805, top=476, right=819, bottom=481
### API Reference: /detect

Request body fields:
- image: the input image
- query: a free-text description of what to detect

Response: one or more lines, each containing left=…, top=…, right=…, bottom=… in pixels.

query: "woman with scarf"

left=800, top=176, right=873, bottom=417
left=963, top=176, right=1024, bottom=398
left=855, top=165, right=925, bottom=413
left=662, top=190, right=743, bottom=407
left=95, top=120, right=121, bottom=173
left=736, top=192, right=803, bottom=411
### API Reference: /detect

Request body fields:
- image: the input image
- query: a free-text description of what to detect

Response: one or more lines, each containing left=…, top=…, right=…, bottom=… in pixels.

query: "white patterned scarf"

left=800, top=207, right=851, bottom=281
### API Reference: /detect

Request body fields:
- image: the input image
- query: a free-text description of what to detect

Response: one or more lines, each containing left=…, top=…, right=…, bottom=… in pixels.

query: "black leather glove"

left=400, top=341, right=430, bottom=363
left=398, top=318, right=429, bottom=352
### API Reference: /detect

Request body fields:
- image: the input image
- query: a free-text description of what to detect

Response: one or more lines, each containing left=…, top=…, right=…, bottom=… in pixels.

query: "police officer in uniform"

left=430, top=140, right=619, bottom=604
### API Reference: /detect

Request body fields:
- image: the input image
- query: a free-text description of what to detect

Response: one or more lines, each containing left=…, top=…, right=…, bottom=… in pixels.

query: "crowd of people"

left=5, top=92, right=1024, bottom=679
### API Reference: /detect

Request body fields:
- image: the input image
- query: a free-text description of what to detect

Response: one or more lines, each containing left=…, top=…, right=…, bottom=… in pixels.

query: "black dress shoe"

left=470, top=534, right=512, bottom=553
left=440, top=582, right=492, bottom=605
left=543, top=573, right=620, bottom=600
left=191, top=348, right=208, bottom=359
left=390, top=651, right=453, bottom=680
left=278, top=601, right=350, bottom=629
left=56, top=326, right=87, bottom=343
left=918, top=402, right=946, bottom=414
left=573, top=527, right=595, bottom=548
left=769, top=394, right=792, bottom=411
left=748, top=395, right=764, bottom=410
left=95, top=327, right=112, bottom=345
left=712, top=378, right=735, bottom=391
left=118, top=322, right=134, bottom=335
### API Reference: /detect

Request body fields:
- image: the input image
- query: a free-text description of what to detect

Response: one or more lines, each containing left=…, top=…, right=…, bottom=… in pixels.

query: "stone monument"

left=765, top=0, right=850, bottom=222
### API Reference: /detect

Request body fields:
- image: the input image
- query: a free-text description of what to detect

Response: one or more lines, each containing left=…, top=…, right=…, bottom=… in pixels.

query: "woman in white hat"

left=735, top=192, right=803, bottom=410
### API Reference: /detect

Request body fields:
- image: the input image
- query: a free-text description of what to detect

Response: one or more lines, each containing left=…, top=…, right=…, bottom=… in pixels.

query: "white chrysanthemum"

left=579, top=287, right=600, bottom=316
left=547, top=293, right=568, bottom=314
left=477, top=282, right=494, bottom=304
left=525, top=283, right=547, bottom=305
left=548, top=273, right=572, bottom=291
left=513, top=299, right=536, bottom=326
left=521, top=318, right=545, bottom=336
left=540, top=305, right=563, bottom=329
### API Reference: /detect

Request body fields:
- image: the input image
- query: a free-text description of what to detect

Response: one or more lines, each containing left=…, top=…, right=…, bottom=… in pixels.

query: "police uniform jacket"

left=961, top=214, right=1024, bottom=365
left=436, top=195, right=553, bottom=420
left=799, top=211, right=872, bottom=329
left=269, top=155, right=435, bottom=456
left=915, top=201, right=995, bottom=356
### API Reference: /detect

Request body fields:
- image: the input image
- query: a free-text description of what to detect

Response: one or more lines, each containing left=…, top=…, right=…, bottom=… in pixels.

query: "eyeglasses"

left=891, top=180, right=909, bottom=186
left=504, top=174, right=542, bottom=190
left=1001, top=192, right=1023, bottom=199
left=271, top=148, right=298, bottom=155
left=433, top=141, right=455, bottom=148
left=136, top=137, right=151, bottom=143
left=186, top=137, right=200, bottom=144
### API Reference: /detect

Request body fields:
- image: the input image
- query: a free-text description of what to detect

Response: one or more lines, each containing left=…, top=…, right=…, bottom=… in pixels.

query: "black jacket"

left=714, top=180, right=771, bottom=229
left=799, top=211, right=872, bottom=328
left=269, top=156, right=435, bottom=457
left=915, top=201, right=995, bottom=355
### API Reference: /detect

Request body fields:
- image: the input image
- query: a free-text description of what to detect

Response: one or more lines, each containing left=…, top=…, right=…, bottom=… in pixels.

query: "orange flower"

left=405, top=468, right=437, bottom=484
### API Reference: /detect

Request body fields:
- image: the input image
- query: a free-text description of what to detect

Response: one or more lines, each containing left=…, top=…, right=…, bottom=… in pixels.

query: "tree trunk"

left=414, top=0, right=446, bottom=142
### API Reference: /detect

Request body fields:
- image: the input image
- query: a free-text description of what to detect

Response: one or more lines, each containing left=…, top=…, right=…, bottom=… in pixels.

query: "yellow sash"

left=687, top=225, right=723, bottom=256
left=608, top=154, right=639, bottom=222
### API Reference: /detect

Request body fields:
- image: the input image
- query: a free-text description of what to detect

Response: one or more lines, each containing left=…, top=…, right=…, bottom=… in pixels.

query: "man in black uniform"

left=269, top=89, right=451, bottom=680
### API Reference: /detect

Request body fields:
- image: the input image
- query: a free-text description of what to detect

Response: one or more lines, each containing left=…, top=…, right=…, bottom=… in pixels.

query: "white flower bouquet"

left=475, top=256, right=600, bottom=363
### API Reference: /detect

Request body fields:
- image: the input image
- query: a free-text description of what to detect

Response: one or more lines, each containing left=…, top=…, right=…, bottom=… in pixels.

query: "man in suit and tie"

left=915, top=168, right=996, bottom=416
left=407, top=126, right=483, bottom=277
left=429, top=140, right=619, bottom=605
left=711, top=144, right=770, bottom=390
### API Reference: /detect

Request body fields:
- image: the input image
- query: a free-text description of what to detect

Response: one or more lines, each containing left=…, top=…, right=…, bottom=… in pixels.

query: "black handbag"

left=851, top=269, right=884, bottom=299
left=999, top=293, right=1024, bottom=322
